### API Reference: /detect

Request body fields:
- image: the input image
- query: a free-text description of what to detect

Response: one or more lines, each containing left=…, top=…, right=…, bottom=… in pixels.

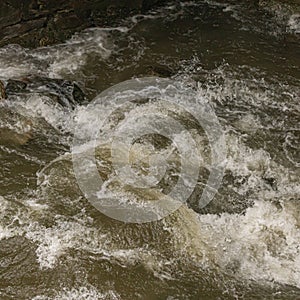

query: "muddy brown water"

left=0, top=1, right=299, bottom=299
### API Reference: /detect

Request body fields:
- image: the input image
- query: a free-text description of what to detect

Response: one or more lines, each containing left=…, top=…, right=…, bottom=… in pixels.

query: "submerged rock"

left=144, top=64, right=176, bottom=78
left=0, top=105, right=65, bottom=146
left=0, top=76, right=85, bottom=145
left=37, top=143, right=207, bottom=260
left=0, top=107, right=34, bottom=146
left=0, top=127, right=33, bottom=146
left=4, top=76, right=85, bottom=110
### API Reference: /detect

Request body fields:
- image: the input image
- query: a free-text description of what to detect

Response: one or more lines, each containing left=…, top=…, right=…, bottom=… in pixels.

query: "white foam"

left=33, top=286, right=120, bottom=300
left=0, top=225, right=14, bottom=240
left=21, top=94, right=75, bottom=133
left=25, top=219, right=107, bottom=269
left=288, top=14, right=300, bottom=34
left=0, top=28, right=112, bottom=80
left=233, top=113, right=262, bottom=134
left=225, top=133, right=271, bottom=178
left=46, top=29, right=111, bottom=78
left=24, top=215, right=164, bottom=274
left=0, top=45, right=44, bottom=78
left=0, top=196, right=24, bottom=240
left=198, top=199, right=300, bottom=288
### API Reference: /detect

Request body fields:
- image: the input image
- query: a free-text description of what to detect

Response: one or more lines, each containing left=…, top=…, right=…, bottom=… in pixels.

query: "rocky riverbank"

left=0, top=0, right=298, bottom=48
left=0, top=0, right=167, bottom=48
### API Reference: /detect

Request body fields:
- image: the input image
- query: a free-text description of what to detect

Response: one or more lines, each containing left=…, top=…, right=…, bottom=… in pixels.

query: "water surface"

left=0, top=1, right=299, bottom=299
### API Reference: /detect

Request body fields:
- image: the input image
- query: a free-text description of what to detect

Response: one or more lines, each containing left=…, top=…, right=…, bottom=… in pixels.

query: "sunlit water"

left=0, top=1, right=299, bottom=299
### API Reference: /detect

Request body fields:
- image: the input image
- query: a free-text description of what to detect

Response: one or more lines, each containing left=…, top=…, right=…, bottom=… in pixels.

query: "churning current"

left=0, top=1, right=299, bottom=299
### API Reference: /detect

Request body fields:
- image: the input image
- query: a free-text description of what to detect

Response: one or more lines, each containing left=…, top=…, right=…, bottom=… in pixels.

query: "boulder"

left=3, top=76, right=85, bottom=109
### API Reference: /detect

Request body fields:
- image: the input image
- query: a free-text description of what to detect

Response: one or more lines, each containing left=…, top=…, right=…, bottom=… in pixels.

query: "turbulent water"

left=0, top=1, right=299, bottom=299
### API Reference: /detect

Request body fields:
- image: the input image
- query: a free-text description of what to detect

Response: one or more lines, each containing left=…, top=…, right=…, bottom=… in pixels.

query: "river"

left=0, top=1, right=299, bottom=299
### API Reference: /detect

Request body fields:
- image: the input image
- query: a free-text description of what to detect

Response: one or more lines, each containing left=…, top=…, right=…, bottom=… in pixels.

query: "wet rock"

left=0, top=0, right=168, bottom=48
left=0, top=127, right=33, bottom=146
left=0, top=80, right=6, bottom=99
left=5, top=76, right=85, bottom=109
left=0, top=108, right=34, bottom=146
left=263, top=176, right=278, bottom=191
left=144, top=64, right=176, bottom=78
left=0, top=104, right=67, bottom=147
left=0, top=76, right=85, bottom=146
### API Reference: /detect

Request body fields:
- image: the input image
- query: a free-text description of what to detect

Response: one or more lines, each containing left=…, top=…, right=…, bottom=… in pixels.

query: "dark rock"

left=5, top=76, right=86, bottom=109
left=144, top=64, right=176, bottom=78
left=263, top=177, right=278, bottom=191
left=0, top=0, right=169, bottom=48
left=2, top=18, right=47, bottom=42
left=0, top=80, right=6, bottom=99
left=142, top=0, right=165, bottom=11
